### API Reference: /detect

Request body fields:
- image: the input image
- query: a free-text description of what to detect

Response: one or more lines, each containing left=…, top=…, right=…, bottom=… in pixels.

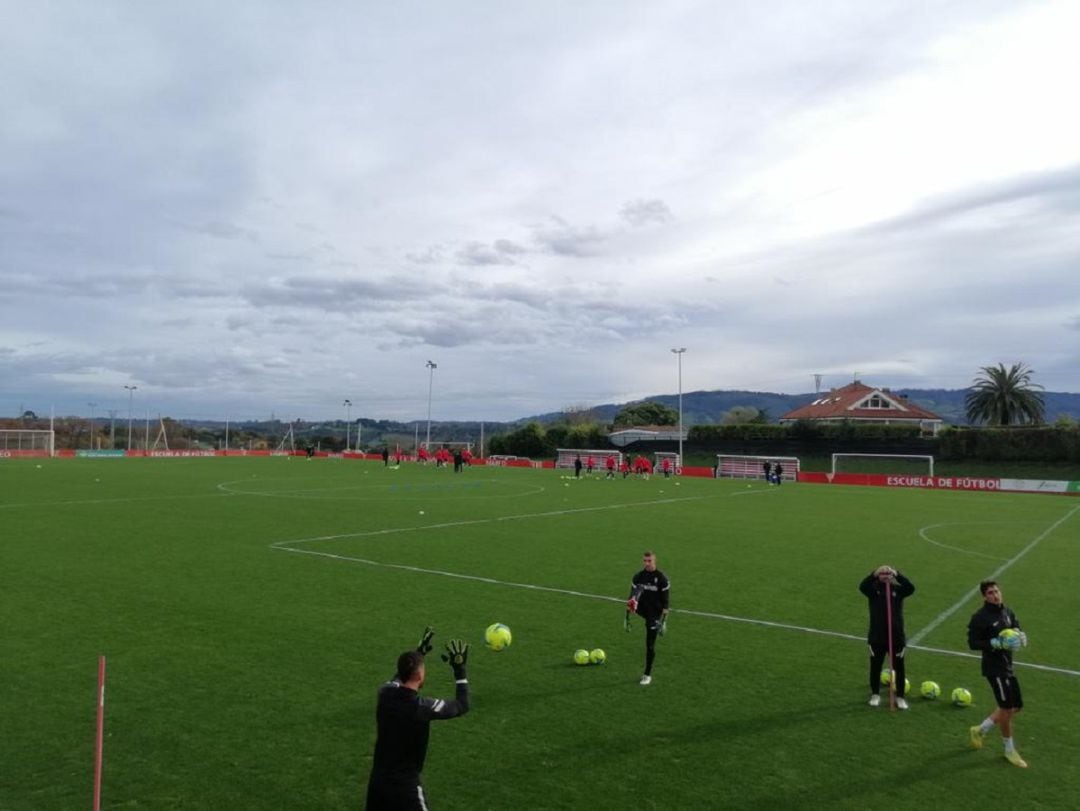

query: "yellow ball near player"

left=484, top=623, right=512, bottom=651
left=951, top=687, right=973, bottom=707
left=573, top=649, right=591, bottom=665
left=589, top=648, right=606, bottom=665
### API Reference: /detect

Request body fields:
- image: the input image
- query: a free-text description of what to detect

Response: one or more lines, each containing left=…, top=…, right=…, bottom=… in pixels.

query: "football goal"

left=715, top=454, right=799, bottom=481
left=0, top=429, right=55, bottom=457
left=831, top=453, right=935, bottom=476
left=555, top=449, right=622, bottom=470
left=654, top=452, right=682, bottom=473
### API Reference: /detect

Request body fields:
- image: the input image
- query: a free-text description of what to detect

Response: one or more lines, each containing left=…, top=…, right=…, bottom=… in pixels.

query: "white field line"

left=274, top=543, right=1080, bottom=678
left=917, top=521, right=1014, bottom=561
left=271, top=493, right=1079, bottom=679
left=0, top=492, right=238, bottom=510
left=269, top=491, right=763, bottom=548
left=910, top=504, right=1080, bottom=646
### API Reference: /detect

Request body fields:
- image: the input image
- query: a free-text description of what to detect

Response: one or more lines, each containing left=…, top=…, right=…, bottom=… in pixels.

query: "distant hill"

left=527, top=388, right=1080, bottom=426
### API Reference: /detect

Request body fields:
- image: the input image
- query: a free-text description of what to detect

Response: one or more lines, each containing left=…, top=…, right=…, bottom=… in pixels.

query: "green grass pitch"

left=2, top=457, right=1079, bottom=809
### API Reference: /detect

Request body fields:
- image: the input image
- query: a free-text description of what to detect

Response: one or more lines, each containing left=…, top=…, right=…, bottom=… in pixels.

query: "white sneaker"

left=639, top=675, right=652, bottom=686
left=896, top=697, right=909, bottom=710
left=868, top=694, right=881, bottom=707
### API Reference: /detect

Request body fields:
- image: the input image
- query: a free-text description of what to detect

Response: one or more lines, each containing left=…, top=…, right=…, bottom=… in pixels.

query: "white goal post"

left=716, top=454, right=800, bottom=481
left=831, top=453, right=935, bottom=476
left=555, top=449, right=622, bottom=470
left=0, top=429, right=56, bottom=458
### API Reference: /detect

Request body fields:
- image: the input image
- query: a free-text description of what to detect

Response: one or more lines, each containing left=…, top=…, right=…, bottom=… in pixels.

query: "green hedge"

left=938, top=426, right=1080, bottom=462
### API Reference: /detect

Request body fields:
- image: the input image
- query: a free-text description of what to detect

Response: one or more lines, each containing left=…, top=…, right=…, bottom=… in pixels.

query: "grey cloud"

left=406, top=246, right=445, bottom=265
left=177, top=220, right=260, bottom=241
left=532, top=218, right=607, bottom=257
left=865, top=164, right=1080, bottom=235
left=456, top=241, right=517, bottom=266
left=494, top=239, right=527, bottom=255
left=620, top=198, right=673, bottom=227
left=241, top=275, right=441, bottom=313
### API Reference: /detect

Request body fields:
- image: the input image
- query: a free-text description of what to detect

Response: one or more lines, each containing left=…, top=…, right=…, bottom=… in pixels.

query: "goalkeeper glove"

left=1004, top=633, right=1022, bottom=651
left=990, top=637, right=1004, bottom=650
left=416, top=626, right=435, bottom=656
left=655, top=616, right=667, bottom=636
left=1018, top=631, right=1028, bottom=647
left=441, top=639, right=469, bottom=679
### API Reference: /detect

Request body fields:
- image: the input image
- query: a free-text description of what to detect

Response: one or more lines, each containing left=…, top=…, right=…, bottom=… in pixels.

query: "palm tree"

left=964, top=363, right=1045, bottom=426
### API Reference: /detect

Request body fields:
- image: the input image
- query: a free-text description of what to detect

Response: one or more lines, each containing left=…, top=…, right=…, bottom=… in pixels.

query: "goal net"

left=0, top=429, right=55, bottom=458
left=716, top=454, right=799, bottom=481
left=831, top=453, right=934, bottom=476
left=653, top=452, right=682, bottom=473
left=555, top=449, right=622, bottom=470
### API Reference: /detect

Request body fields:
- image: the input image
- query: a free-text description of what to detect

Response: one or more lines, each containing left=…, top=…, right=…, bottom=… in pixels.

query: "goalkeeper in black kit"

left=365, top=628, right=470, bottom=810
left=625, top=550, right=670, bottom=685
left=967, top=580, right=1029, bottom=768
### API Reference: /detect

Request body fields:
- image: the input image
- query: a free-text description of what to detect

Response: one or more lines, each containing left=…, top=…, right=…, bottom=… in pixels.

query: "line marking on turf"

left=274, top=543, right=1080, bottom=677
left=917, top=521, right=1015, bottom=561
left=270, top=492, right=751, bottom=548
left=271, top=494, right=1079, bottom=680
left=910, top=504, right=1080, bottom=646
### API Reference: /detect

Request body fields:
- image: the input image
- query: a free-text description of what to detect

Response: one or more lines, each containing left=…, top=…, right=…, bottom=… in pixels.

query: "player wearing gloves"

left=859, top=565, right=915, bottom=709
left=625, top=550, right=670, bottom=685
left=967, top=580, right=1029, bottom=768
left=365, top=628, right=471, bottom=809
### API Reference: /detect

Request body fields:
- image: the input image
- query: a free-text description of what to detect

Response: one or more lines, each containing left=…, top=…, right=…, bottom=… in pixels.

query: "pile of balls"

left=882, top=668, right=972, bottom=706
left=574, top=648, right=606, bottom=666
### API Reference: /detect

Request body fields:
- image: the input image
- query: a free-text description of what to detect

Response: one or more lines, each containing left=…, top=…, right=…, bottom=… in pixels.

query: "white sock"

left=1003, top=737, right=1015, bottom=753
left=979, top=718, right=995, bottom=734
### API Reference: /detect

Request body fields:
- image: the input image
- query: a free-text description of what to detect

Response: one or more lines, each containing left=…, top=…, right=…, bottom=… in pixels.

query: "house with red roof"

left=778, top=381, right=945, bottom=435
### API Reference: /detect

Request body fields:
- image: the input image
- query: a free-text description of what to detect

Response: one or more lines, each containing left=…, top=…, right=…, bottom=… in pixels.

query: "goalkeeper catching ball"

left=625, top=551, right=670, bottom=685
left=365, top=628, right=471, bottom=809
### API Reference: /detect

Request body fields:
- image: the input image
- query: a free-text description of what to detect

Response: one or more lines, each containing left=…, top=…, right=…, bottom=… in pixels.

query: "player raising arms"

left=365, top=628, right=471, bottom=809
left=625, top=551, right=670, bottom=685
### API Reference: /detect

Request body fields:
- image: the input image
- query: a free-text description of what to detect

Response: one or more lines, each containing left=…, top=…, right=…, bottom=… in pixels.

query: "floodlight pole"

left=123, top=385, right=137, bottom=451
left=87, top=402, right=97, bottom=450
left=425, top=360, right=437, bottom=448
left=671, top=348, right=686, bottom=469
left=343, top=399, right=352, bottom=452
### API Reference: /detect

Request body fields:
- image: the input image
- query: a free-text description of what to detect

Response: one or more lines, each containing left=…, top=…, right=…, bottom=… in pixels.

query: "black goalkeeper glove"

left=441, top=639, right=469, bottom=679
left=416, top=626, right=435, bottom=655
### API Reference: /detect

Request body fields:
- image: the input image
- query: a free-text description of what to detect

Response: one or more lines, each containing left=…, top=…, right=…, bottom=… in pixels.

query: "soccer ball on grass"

left=951, top=687, right=973, bottom=707
left=920, top=680, right=941, bottom=700
left=484, top=623, right=512, bottom=651
left=573, top=649, right=591, bottom=665
left=589, top=648, right=606, bottom=665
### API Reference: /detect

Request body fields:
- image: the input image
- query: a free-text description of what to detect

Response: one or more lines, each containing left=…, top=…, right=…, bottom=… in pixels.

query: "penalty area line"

left=910, top=504, right=1080, bottom=646
left=274, top=545, right=1080, bottom=678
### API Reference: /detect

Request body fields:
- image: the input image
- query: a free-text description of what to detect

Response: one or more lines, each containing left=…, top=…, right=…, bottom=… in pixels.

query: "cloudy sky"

left=3, top=1, right=1078, bottom=423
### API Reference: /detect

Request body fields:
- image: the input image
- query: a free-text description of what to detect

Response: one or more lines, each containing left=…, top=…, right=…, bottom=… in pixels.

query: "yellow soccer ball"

left=484, top=623, right=512, bottom=651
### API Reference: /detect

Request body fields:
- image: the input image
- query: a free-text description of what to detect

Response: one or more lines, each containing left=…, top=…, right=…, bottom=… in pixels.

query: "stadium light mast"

left=670, top=348, right=686, bottom=468
left=425, top=360, right=437, bottom=449
left=87, top=402, right=97, bottom=450
left=343, top=399, right=352, bottom=452
left=123, top=385, right=137, bottom=451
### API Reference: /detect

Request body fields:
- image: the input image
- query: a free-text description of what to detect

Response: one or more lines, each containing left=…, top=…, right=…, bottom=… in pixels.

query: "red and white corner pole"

left=93, top=655, right=106, bottom=811
left=884, top=581, right=896, bottom=712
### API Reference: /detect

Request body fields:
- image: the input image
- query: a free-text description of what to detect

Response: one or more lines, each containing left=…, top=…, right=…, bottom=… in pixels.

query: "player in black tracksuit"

left=858, top=566, right=915, bottom=708
left=366, top=631, right=470, bottom=809
left=966, top=580, right=1028, bottom=767
left=626, top=551, right=670, bottom=685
